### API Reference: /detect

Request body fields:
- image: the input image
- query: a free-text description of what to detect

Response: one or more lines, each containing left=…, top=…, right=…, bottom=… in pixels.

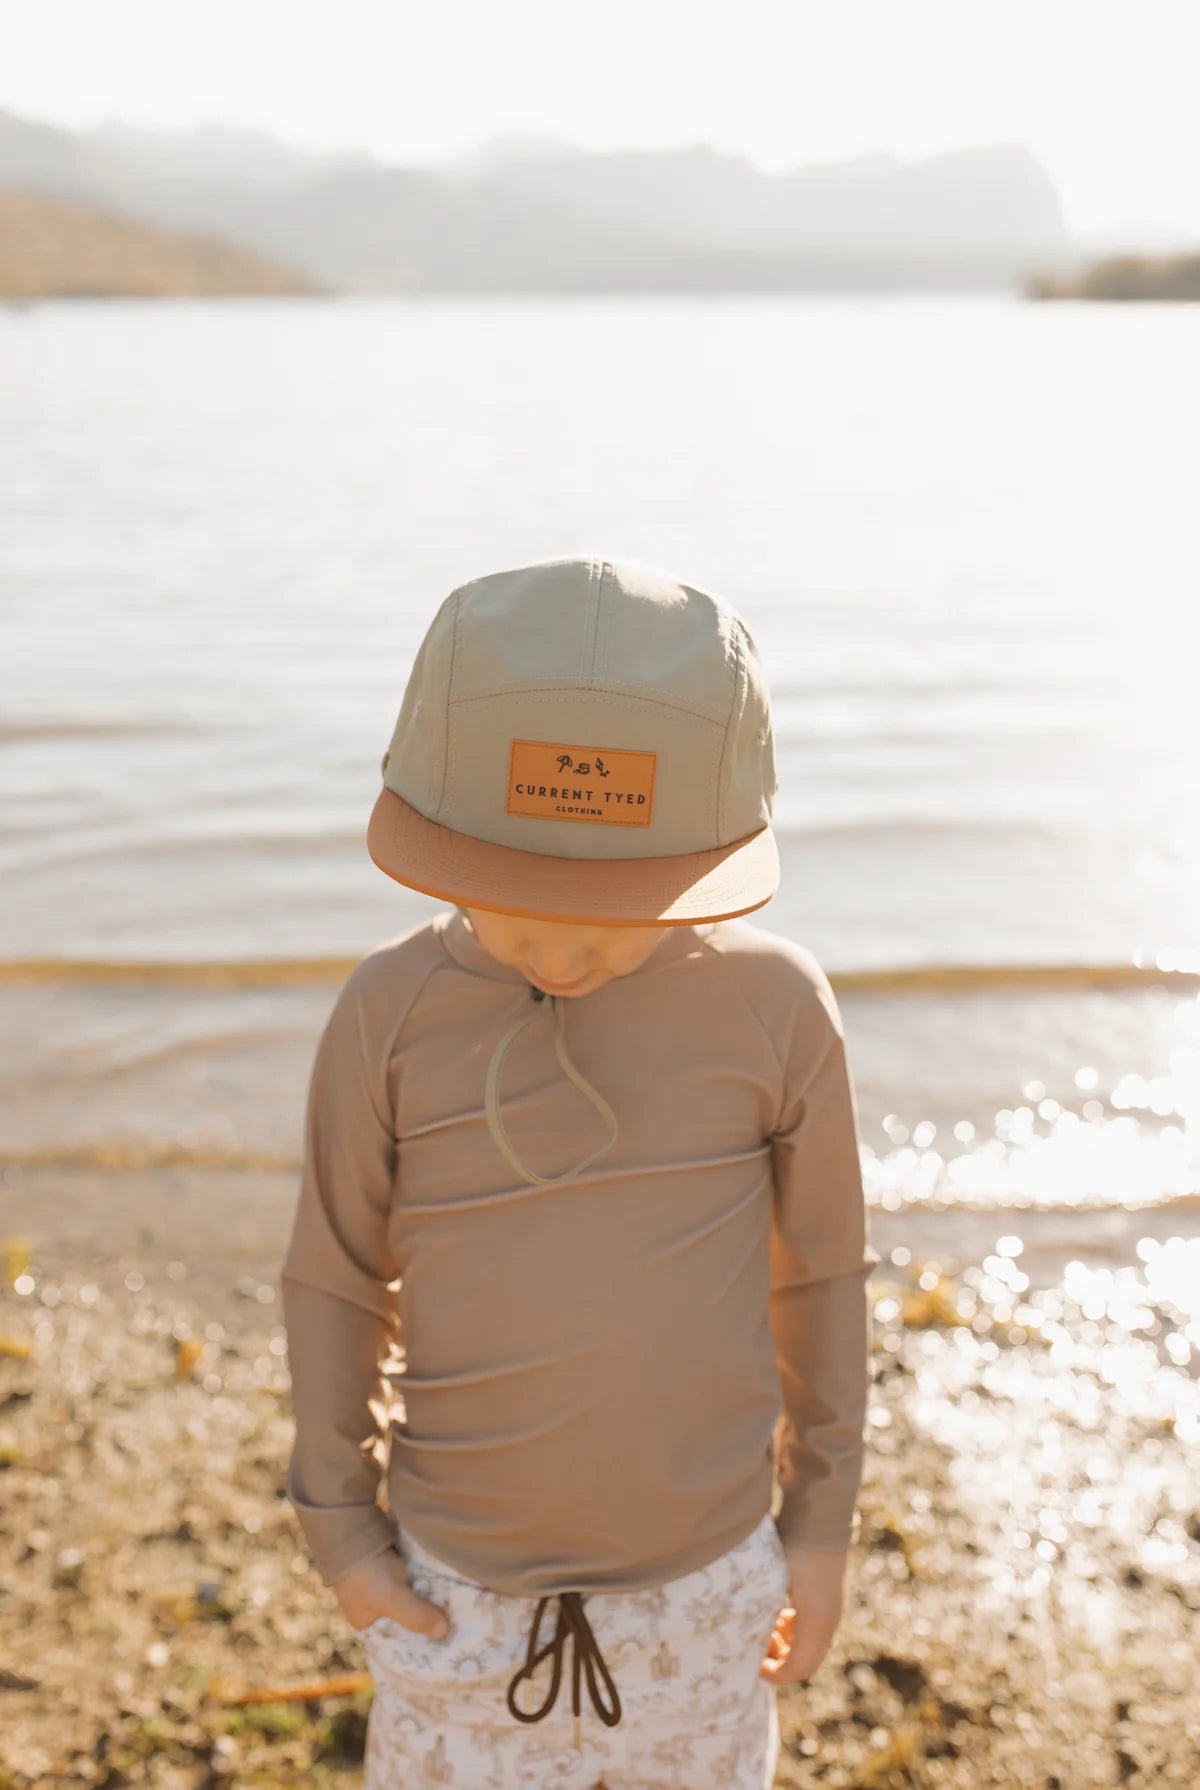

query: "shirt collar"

left=434, top=905, right=714, bottom=990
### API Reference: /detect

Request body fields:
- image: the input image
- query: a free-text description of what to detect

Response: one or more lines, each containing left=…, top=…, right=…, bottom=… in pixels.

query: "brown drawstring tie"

left=505, top=1591, right=623, bottom=1737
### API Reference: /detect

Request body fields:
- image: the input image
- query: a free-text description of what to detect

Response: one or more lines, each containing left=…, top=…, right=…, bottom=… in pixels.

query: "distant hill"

left=1025, top=251, right=1200, bottom=301
left=0, top=186, right=318, bottom=297
left=0, top=108, right=1081, bottom=293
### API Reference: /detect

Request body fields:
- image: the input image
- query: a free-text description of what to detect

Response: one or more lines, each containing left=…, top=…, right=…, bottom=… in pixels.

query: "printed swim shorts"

left=359, top=1509, right=792, bottom=1790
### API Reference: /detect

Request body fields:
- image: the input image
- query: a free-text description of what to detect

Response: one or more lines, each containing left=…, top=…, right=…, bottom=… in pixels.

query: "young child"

left=280, top=555, right=880, bottom=1790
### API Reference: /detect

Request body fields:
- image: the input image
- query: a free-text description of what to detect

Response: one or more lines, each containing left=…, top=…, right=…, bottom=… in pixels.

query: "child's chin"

left=528, top=972, right=604, bottom=996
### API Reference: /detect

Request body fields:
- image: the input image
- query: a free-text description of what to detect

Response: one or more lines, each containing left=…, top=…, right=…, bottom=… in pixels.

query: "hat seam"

left=715, top=619, right=746, bottom=845
left=436, top=587, right=464, bottom=823
left=584, top=557, right=604, bottom=680
left=446, top=685, right=726, bottom=729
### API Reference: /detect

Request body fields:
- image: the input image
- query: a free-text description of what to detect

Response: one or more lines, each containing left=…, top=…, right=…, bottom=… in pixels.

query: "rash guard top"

left=280, top=905, right=880, bottom=1602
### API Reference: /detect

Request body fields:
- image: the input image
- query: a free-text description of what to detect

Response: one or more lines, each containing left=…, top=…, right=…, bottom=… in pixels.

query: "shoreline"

left=3, top=1165, right=1198, bottom=1308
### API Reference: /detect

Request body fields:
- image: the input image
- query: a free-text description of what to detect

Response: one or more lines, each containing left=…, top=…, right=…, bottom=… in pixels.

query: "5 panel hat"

left=367, top=554, right=779, bottom=926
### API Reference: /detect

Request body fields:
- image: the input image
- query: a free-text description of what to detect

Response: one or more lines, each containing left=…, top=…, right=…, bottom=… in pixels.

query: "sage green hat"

left=368, top=554, right=779, bottom=926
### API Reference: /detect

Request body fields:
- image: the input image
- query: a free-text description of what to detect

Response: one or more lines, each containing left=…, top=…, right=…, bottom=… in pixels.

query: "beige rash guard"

left=280, top=905, right=880, bottom=1597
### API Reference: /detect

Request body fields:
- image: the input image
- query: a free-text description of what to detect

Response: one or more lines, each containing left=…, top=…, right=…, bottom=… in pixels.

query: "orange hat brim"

left=367, top=784, right=778, bottom=927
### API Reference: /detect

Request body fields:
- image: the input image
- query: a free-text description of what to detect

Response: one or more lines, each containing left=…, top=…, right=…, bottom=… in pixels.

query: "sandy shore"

left=1, top=1167, right=1198, bottom=1788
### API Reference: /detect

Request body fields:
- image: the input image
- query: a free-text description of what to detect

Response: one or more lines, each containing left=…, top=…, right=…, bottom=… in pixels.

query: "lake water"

left=2, top=296, right=1199, bottom=1282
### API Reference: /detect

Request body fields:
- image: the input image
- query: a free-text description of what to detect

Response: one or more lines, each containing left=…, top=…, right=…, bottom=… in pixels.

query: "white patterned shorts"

left=360, top=1509, right=792, bottom=1790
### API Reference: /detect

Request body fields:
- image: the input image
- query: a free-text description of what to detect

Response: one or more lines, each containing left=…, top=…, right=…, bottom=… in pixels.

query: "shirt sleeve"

left=768, top=962, right=881, bottom=1553
left=279, top=968, right=405, bottom=1585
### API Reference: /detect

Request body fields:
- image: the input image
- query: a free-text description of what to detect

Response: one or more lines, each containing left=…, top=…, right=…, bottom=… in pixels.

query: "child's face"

left=460, top=906, right=670, bottom=998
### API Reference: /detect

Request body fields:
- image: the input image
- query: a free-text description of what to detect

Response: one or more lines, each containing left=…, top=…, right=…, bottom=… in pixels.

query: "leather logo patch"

left=506, top=739, right=656, bottom=827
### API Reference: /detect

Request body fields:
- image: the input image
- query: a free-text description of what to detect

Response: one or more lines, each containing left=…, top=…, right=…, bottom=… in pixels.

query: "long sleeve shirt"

left=280, top=905, right=880, bottom=1596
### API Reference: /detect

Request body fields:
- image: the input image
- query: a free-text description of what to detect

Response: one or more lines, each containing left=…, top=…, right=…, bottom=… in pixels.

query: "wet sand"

left=0, top=1165, right=1198, bottom=1787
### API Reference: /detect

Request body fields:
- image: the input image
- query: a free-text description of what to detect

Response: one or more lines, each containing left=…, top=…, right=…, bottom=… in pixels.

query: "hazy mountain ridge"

left=0, top=107, right=1183, bottom=295
left=456, top=138, right=1067, bottom=257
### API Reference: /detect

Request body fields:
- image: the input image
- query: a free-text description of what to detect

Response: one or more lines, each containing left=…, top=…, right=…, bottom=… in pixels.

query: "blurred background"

left=3, top=0, right=1198, bottom=1263
left=2, top=2, right=1200, bottom=1781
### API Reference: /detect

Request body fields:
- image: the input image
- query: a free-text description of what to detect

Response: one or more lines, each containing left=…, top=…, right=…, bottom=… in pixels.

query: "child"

left=280, top=555, right=880, bottom=1790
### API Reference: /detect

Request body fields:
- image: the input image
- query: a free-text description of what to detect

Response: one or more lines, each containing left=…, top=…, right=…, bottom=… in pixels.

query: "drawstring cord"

left=506, top=1590, right=623, bottom=1742
left=484, top=989, right=620, bottom=1188
left=483, top=978, right=625, bottom=1738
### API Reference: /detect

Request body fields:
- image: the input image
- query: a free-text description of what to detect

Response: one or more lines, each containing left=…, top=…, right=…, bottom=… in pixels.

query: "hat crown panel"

left=381, top=588, right=456, bottom=818
left=716, top=616, right=776, bottom=845
left=593, top=564, right=737, bottom=722
left=449, top=562, right=597, bottom=696
left=449, top=558, right=737, bottom=723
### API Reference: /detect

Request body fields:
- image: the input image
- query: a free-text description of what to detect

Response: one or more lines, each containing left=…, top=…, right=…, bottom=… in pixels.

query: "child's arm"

left=280, top=1281, right=400, bottom=1584
left=767, top=957, right=880, bottom=1558
left=279, top=965, right=406, bottom=1589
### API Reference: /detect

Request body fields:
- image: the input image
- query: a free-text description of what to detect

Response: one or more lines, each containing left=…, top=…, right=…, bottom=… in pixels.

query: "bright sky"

left=4, top=0, right=1200, bottom=239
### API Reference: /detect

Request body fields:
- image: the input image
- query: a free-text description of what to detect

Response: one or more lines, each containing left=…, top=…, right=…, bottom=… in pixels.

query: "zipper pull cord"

left=483, top=991, right=619, bottom=1187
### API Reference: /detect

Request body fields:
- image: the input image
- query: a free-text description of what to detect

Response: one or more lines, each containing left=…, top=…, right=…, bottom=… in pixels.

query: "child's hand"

left=759, top=1545, right=849, bottom=1687
left=331, top=1549, right=452, bottom=1641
